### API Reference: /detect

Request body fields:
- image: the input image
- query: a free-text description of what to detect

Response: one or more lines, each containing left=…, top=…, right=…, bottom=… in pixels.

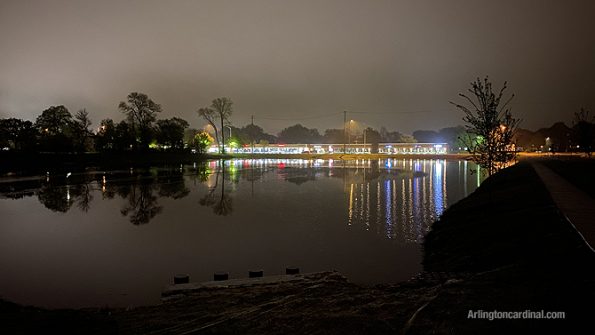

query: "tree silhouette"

left=278, top=124, right=321, bottom=144
left=72, top=109, right=93, bottom=152
left=38, top=183, right=74, bottom=212
left=0, top=118, right=36, bottom=151
left=199, top=162, right=233, bottom=216
left=197, top=107, right=220, bottom=150
left=573, top=108, right=594, bottom=156
left=35, top=105, right=74, bottom=152
left=120, top=180, right=163, bottom=225
left=118, top=92, right=162, bottom=150
left=211, top=98, right=234, bottom=153
left=157, top=170, right=190, bottom=199
left=156, top=117, right=189, bottom=149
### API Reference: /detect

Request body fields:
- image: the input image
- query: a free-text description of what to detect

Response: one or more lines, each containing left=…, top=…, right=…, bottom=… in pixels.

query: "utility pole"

left=251, top=115, right=255, bottom=154
left=343, top=111, right=347, bottom=154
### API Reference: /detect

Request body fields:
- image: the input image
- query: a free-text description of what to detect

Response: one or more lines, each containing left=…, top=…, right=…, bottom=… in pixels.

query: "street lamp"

left=349, top=120, right=354, bottom=149
left=225, top=126, right=233, bottom=153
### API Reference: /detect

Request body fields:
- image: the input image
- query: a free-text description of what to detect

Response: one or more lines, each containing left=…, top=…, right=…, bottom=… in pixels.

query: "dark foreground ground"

left=1, top=161, right=594, bottom=334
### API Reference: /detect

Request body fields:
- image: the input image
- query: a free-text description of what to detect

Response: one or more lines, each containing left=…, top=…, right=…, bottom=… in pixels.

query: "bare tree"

left=211, top=97, right=233, bottom=154
left=451, top=77, right=520, bottom=176
left=197, top=107, right=220, bottom=150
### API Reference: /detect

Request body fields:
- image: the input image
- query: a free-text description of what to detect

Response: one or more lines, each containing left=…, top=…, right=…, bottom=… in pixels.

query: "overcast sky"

left=1, top=0, right=594, bottom=134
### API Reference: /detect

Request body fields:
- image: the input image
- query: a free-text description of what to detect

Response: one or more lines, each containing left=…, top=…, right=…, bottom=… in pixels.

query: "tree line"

left=3, top=89, right=591, bottom=156
left=0, top=91, right=435, bottom=154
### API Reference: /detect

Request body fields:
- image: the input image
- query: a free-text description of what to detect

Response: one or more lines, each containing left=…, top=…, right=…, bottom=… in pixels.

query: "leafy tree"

left=35, top=105, right=74, bottom=152
left=193, top=131, right=214, bottom=153
left=156, top=117, right=189, bottom=149
left=118, top=92, right=162, bottom=150
left=363, top=127, right=381, bottom=153
left=573, top=108, right=594, bottom=156
left=0, top=118, right=36, bottom=151
left=278, top=124, right=321, bottom=144
left=239, top=124, right=276, bottom=144
left=35, top=105, right=73, bottom=135
left=451, top=77, right=520, bottom=175
left=242, top=124, right=262, bottom=145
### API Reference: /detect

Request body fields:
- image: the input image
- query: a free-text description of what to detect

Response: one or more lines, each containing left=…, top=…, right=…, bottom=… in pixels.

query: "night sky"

left=1, top=0, right=594, bottom=134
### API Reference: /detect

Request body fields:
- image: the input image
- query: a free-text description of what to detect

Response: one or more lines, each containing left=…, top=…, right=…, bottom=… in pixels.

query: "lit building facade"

left=208, top=143, right=448, bottom=154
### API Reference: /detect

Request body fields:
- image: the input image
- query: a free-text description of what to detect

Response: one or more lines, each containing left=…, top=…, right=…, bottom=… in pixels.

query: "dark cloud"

left=1, top=0, right=594, bottom=134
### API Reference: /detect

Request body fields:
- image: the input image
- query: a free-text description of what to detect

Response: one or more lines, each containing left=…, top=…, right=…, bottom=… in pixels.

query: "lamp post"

left=225, top=126, right=232, bottom=153
left=348, top=120, right=354, bottom=152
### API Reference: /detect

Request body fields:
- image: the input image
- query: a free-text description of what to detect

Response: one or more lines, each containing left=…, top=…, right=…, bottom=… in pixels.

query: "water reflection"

left=0, top=159, right=481, bottom=231
left=118, top=177, right=163, bottom=225
left=199, top=160, right=233, bottom=216
left=0, top=158, right=484, bottom=308
left=0, top=168, right=191, bottom=224
left=344, top=161, right=430, bottom=242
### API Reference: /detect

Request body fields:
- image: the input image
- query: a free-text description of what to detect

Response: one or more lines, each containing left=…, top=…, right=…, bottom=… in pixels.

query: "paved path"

left=532, top=163, right=595, bottom=252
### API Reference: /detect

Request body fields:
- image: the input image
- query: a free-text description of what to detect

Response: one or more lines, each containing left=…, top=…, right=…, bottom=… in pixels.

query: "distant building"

left=208, top=143, right=448, bottom=154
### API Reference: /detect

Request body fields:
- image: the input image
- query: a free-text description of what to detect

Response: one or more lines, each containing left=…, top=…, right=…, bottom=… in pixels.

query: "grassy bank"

left=536, top=157, right=595, bottom=198
left=419, top=161, right=595, bottom=333
left=2, top=162, right=593, bottom=334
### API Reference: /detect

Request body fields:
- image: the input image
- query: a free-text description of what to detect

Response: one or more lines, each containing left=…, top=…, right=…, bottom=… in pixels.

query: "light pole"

left=225, top=126, right=232, bottom=153
left=343, top=111, right=347, bottom=154
left=348, top=120, right=354, bottom=151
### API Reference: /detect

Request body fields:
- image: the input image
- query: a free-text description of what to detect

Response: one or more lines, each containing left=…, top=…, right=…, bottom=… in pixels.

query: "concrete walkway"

left=533, top=163, right=595, bottom=252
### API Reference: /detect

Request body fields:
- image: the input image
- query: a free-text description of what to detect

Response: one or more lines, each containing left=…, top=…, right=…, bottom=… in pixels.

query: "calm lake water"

left=0, top=158, right=482, bottom=308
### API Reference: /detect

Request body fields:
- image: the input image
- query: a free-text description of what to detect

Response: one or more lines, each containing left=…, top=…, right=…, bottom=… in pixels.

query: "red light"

left=278, top=162, right=285, bottom=169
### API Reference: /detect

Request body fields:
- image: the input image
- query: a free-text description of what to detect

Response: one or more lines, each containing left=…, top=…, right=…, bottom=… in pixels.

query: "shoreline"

left=2, top=150, right=590, bottom=174
left=0, top=151, right=472, bottom=174
left=2, top=159, right=594, bottom=333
